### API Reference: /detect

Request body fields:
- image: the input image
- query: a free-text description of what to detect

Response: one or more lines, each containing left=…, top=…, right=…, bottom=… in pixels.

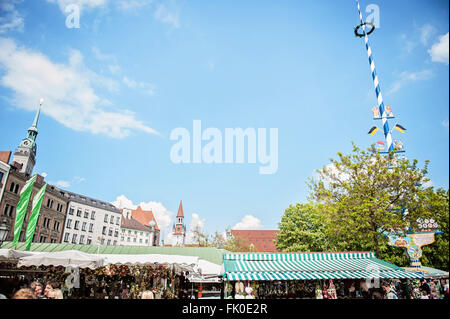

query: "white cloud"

left=154, top=3, right=179, bottom=28
left=55, top=180, right=71, bottom=188
left=111, top=194, right=174, bottom=238
left=232, top=214, right=263, bottom=230
left=0, top=37, right=158, bottom=138
left=428, top=32, right=449, bottom=65
left=388, top=69, right=433, bottom=94
left=122, top=76, right=156, bottom=96
left=443, top=119, right=449, bottom=131
left=46, top=0, right=108, bottom=13
left=0, top=0, right=24, bottom=34
left=185, top=213, right=206, bottom=244
left=92, top=46, right=121, bottom=75
left=419, top=24, right=436, bottom=46
left=117, top=0, right=153, bottom=11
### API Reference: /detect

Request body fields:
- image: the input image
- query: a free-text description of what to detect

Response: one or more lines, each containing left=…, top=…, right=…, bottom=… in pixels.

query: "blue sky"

left=0, top=0, right=448, bottom=243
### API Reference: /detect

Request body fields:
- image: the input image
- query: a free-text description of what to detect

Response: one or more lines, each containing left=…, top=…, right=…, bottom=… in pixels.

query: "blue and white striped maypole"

left=356, top=0, right=394, bottom=153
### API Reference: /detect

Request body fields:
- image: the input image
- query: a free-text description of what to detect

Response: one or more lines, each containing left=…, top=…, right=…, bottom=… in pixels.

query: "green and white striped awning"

left=223, top=252, right=423, bottom=281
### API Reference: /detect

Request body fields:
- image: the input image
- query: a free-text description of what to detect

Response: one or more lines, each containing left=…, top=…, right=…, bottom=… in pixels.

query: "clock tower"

left=12, top=99, right=43, bottom=177
left=172, top=201, right=186, bottom=246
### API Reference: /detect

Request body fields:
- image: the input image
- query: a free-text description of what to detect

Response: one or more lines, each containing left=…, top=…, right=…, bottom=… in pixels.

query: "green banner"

left=25, top=183, right=47, bottom=251
left=12, top=174, right=36, bottom=246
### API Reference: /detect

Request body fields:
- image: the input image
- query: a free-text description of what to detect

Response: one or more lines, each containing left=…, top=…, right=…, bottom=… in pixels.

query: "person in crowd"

left=47, top=288, right=64, bottom=299
left=12, top=288, right=36, bottom=299
left=381, top=282, right=398, bottom=299
left=141, top=290, right=154, bottom=299
left=44, top=281, right=60, bottom=298
left=444, top=279, right=449, bottom=299
left=421, top=290, right=429, bottom=299
left=29, top=281, right=44, bottom=299
left=419, top=278, right=431, bottom=297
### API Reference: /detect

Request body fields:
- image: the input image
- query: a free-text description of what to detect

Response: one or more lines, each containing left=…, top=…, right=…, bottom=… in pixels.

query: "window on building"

left=134, top=231, right=137, bottom=235
left=87, top=238, right=92, bottom=245
left=72, top=234, right=77, bottom=244
left=140, top=232, right=143, bottom=236
left=66, top=219, right=72, bottom=228
left=139, top=239, right=142, bottom=243
left=76, top=209, right=82, bottom=217
left=51, top=238, right=56, bottom=243
left=121, top=229, right=125, bottom=233
left=53, top=221, right=59, bottom=231
left=102, top=226, right=106, bottom=235
left=14, top=184, right=20, bottom=194
left=80, top=235, right=84, bottom=244
left=127, top=237, right=130, bottom=242
left=113, top=240, right=117, bottom=246
left=69, top=207, right=74, bottom=215
left=116, top=217, right=120, bottom=225
left=64, top=233, right=69, bottom=242
left=104, top=214, right=108, bottom=223
left=74, top=221, right=79, bottom=230
left=110, top=216, right=114, bottom=224
left=107, top=239, right=111, bottom=245
left=108, top=228, right=112, bottom=236
left=133, top=238, right=136, bottom=242
left=91, top=211, right=95, bottom=220
left=145, top=239, right=148, bottom=244
left=128, top=230, right=131, bottom=234
left=3, top=204, right=9, bottom=216
left=114, top=231, right=118, bottom=238
left=39, top=236, right=46, bottom=243
left=82, top=222, right=86, bottom=231
left=89, top=223, right=93, bottom=232
left=8, top=205, right=14, bottom=217
left=9, top=182, right=14, bottom=192
left=84, top=210, right=89, bottom=218
left=121, top=236, right=124, bottom=241
left=101, top=238, right=105, bottom=245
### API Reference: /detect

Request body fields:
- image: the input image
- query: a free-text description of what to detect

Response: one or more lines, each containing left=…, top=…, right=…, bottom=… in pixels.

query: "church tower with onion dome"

left=172, top=201, right=186, bottom=246
left=12, top=99, right=43, bottom=177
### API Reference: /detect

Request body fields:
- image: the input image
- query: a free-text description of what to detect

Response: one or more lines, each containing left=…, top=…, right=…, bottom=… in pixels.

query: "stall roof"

left=0, top=242, right=227, bottom=265
left=223, top=252, right=424, bottom=281
left=402, top=266, right=449, bottom=279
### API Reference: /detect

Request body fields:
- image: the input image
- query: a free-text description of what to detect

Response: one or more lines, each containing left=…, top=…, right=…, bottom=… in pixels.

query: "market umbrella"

left=17, top=250, right=104, bottom=269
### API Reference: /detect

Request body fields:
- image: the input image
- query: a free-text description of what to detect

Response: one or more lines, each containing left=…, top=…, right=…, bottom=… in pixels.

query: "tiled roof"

left=121, top=216, right=153, bottom=232
left=131, top=206, right=159, bottom=230
left=176, top=201, right=184, bottom=218
left=231, top=230, right=280, bottom=252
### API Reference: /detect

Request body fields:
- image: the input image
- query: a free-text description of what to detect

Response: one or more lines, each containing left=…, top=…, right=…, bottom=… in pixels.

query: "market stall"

left=222, top=252, right=424, bottom=299
left=0, top=247, right=223, bottom=299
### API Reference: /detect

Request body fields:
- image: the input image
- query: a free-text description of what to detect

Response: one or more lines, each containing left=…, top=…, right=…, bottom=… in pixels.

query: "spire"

left=176, top=200, right=184, bottom=218
left=28, top=99, right=43, bottom=136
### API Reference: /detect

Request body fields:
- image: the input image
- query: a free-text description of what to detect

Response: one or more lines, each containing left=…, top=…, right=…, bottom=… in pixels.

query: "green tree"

left=419, top=188, right=449, bottom=270
left=275, top=203, right=330, bottom=252
left=308, top=143, right=433, bottom=258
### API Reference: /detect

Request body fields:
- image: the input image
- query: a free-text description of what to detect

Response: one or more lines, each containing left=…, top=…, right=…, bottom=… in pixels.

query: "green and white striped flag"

left=25, top=183, right=47, bottom=251
left=12, top=174, right=37, bottom=246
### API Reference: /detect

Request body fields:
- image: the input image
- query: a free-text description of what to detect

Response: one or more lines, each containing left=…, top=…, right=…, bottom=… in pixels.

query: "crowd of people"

left=5, top=280, right=64, bottom=299
left=379, top=278, right=449, bottom=300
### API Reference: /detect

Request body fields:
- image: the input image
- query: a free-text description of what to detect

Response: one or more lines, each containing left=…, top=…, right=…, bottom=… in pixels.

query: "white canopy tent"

left=17, top=250, right=104, bottom=269
left=0, top=249, right=38, bottom=260
left=10, top=250, right=223, bottom=278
